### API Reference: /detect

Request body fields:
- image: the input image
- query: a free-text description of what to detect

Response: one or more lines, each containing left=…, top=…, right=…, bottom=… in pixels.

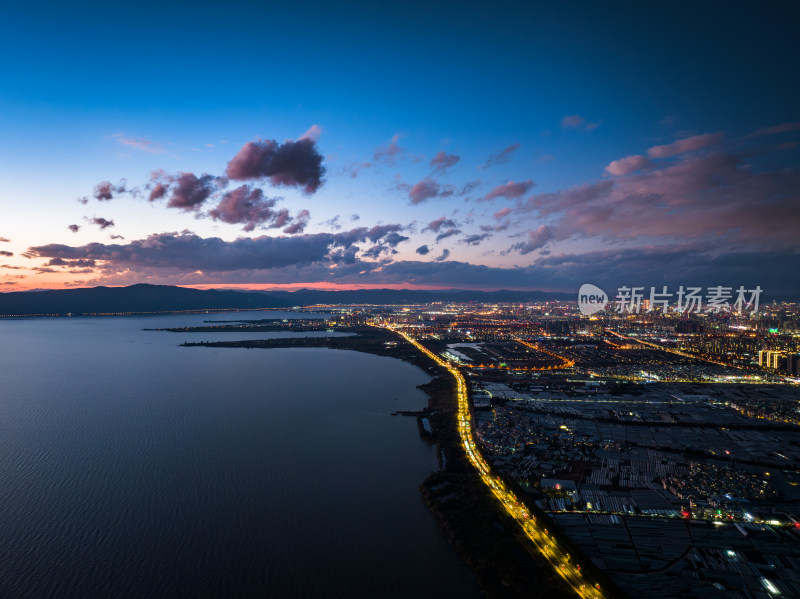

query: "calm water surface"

left=0, top=312, right=482, bottom=598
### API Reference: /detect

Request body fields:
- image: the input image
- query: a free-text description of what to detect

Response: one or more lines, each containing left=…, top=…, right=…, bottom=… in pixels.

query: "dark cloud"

left=361, top=244, right=391, bottom=259
left=416, top=245, right=430, bottom=255
left=148, top=182, right=169, bottom=202
left=110, top=234, right=125, bottom=240
left=480, top=222, right=509, bottom=232
left=168, top=172, right=219, bottom=211
left=430, top=151, right=460, bottom=173
left=507, top=225, right=554, bottom=255
left=0, top=250, right=12, bottom=257
left=434, top=248, right=450, bottom=262
left=68, top=224, right=80, bottom=233
left=87, top=217, right=115, bottom=229
left=362, top=224, right=406, bottom=243
left=376, top=247, right=798, bottom=294
left=226, top=137, right=325, bottom=194
left=383, top=232, right=409, bottom=246
left=0, top=237, right=9, bottom=242
left=93, top=181, right=116, bottom=201
left=321, top=215, right=342, bottom=231
left=46, top=258, right=96, bottom=267
left=435, top=228, right=460, bottom=242
left=207, top=185, right=287, bottom=232
left=408, top=178, right=481, bottom=204
left=283, top=209, right=310, bottom=234
left=462, top=233, right=490, bottom=246
left=26, top=227, right=408, bottom=274
left=516, top=151, right=800, bottom=249
left=481, top=143, right=520, bottom=168
left=33, top=235, right=799, bottom=295
left=329, top=246, right=359, bottom=265
left=272, top=210, right=291, bottom=229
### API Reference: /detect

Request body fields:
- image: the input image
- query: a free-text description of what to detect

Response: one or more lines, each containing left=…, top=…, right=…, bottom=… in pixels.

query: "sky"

left=1, top=0, right=799, bottom=294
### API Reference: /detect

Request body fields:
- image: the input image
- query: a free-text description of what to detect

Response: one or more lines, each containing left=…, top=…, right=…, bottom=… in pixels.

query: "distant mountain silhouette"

left=0, top=284, right=574, bottom=316
left=0, top=284, right=290, bottom=316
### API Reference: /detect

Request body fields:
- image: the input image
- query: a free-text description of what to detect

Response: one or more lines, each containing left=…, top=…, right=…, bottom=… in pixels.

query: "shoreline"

left=179, top=326, right=581, bottom=598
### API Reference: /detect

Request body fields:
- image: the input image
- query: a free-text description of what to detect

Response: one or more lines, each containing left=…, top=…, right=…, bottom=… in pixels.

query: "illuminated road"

left=605, top=329, right=734, bottom=368
left=515, top=338, right=576, bottom=369
left=386, top=325, right=608, bottom=599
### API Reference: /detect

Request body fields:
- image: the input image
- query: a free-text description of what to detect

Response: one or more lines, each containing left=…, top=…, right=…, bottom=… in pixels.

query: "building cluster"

left=759, top=349, right=800, bottom=376
left=470, top=383, right=800, bottom=598
left=351, top=298, right=800, bottom=597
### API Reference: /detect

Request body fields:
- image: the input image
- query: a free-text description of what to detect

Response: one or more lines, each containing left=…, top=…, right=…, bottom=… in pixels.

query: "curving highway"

left=386, top=325, right=608, bottom=599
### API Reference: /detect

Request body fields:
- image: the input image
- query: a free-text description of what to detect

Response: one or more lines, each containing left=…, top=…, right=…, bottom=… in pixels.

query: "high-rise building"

left=786, top=354, right=800, bottom=376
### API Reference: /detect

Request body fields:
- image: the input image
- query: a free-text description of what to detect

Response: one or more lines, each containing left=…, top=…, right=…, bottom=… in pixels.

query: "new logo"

left=578, top=283, right=608, bottom=316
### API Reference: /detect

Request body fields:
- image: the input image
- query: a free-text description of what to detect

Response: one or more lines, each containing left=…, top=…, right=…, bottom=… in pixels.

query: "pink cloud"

left=516, top=151, right=800, bottom=249
left=207, top=185, right=286, bottom=232
left=561, top=115, right=602, bottom=131
left=409, top=178, right=441, bottom=204
left=113, top=134, right=166, bottom=154
left=148, top=182, right=169, bottom=201
left=373, top=134, right=403, bottom=163
left=605, top=154, right=651, bottom=176
left=430, top=151, right=460, bottom=173
left=283, top=209, right=310, bottom=234
left=226, top=137, right=325, bottom=194
left=561, top=115, right=586, bottom=128
left=87, top=217, right=115, bottom=230
left=481, top=180, right=535, bottom=201
left=424, top=217, right=457, bottom=233
left=481, top=143, right=520, bottom=168
left=300, top=124, right=322, bottom=141
left=93, top=181, right=115, bottom=201
left=493, top=207, right=512, bottom=220
left=647, top=132, right=724, bottom=158
left=508, top=225, right=554, bottom=255
left=167, top=173, right=218, bottom=211
left=748, top=121, right=800, bottom=137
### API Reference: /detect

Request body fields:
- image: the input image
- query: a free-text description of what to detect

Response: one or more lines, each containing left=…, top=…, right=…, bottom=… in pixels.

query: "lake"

left=0, top=312, right=482, bottom=598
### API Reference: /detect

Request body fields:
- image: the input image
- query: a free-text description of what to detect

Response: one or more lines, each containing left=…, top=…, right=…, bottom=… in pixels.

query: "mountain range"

left=0, top=284, right=574, bottom=316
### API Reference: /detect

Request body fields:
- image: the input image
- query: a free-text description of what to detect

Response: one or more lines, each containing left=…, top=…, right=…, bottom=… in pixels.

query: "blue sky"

left=1, top=0, right=798, bottom=293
